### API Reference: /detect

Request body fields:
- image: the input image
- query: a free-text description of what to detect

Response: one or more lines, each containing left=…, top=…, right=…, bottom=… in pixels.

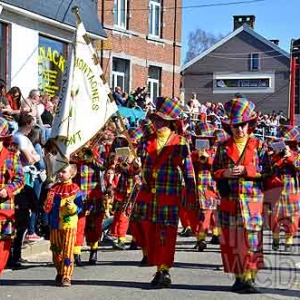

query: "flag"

left=50, top=19, right=118, bottom=174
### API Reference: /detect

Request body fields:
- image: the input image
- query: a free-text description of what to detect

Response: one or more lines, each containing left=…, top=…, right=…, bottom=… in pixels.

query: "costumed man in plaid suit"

left=0, top=117, right=24, bottom=277
left=131, top=97, right=197, bottom=288
left=72, top=138, right=107, bottom=265
left=212, top=97, right=271, bottom=294
left=44, top=164, right=83, bottom=287
left=191, top=122, right=220, bottom=251
left=269, top=125, right=300, bottom=252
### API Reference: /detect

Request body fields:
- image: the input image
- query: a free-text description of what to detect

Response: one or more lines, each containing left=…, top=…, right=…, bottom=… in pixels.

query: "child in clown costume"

left=44, top=164, right=83, bottom=287
left=268, top=125, right=300, bottom=252
left=191, top=122, right=220, bottom=251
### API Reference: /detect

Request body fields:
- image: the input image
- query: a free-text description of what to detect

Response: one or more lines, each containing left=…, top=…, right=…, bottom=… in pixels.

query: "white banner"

left=50, top=22, right=118, bottom=173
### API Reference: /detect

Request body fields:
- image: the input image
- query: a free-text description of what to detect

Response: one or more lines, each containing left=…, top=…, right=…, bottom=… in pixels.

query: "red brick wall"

left=98, top=0, right=182, bottom=98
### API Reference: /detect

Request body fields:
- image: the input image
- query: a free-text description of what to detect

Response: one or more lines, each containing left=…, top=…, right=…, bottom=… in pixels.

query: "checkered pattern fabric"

left=128, top=126, right=143, bottom=144
left=140, top=119, right=155, bottom=137
left=213, top=129, right=230, bottom=143
left=152, top=97, right=182, bottom=121
left=0, top=117, right=9, bottom=137
left=194, top=122, right=215, bottom=138
left=222, top=97, right=257, bottom=125
left=0, top=148, right=24, bottom=239
left=276, top=125, right=300, bottom=141
left=212, top=137, right=271, bottom=231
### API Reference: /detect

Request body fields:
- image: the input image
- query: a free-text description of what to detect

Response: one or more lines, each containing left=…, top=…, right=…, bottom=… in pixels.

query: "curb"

left=22, top=240, right=50, bottom=259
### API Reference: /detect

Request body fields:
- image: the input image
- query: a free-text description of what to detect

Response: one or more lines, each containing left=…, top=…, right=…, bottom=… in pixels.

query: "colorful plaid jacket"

left=73, top=157, right=106, bottom=214
left=132, top=132, right=197, bottom=224
left=212, top=137, right=271, bottom=231
left=271, top=151, right=300, bottom=216
left=192, top=147, right=219, bottom=210
left=0, top=147, right=24, bottom=239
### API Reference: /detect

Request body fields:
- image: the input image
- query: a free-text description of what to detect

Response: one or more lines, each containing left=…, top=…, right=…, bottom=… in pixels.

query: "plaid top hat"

left=140, top=118, right=155, bottom=137
left=128, top=126, right=143, bottom=144
left=0, top=117, right=11, bottom=139
left=221, top=96, right=257, bottom=134
left=276, top=125, right=300, bottom=142
left=150, top=97, right=182, bottom=121
left=194, top=122, right=215, bottom=138
left=213, top=128, right=230, bottom=143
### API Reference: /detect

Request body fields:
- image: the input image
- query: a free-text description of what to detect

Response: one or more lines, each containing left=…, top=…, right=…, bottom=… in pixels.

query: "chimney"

left=233, top=15, right=255, bottom=30
left=269, top=39, right=279, bottom=46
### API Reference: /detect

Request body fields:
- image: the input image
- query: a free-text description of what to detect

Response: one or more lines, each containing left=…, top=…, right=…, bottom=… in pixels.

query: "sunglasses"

left=232, top=123, right=248, bottom=129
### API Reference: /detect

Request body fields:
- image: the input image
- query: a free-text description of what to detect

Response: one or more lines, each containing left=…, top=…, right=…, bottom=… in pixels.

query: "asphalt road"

left=1, top=230, right=300, bottom=300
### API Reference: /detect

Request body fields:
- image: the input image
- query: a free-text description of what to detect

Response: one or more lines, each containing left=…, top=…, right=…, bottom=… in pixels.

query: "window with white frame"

left=0, top=22, right=7, bottom=82
left=213, top=72, right=275, bottom=94
left=114, top=0, right=127, bottom=29
left=149, top=0, right=161, bottom=37
left=250, top=53, right=260, bottom=70
left=112, top=57, right=130, bottom=93
left=147, top=66, right=161, bottom=102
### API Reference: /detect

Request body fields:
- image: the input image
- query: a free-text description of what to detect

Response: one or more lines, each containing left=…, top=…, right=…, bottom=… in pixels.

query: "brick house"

left=98, top=0, right=182, bottom=100
left=181, top=16, right=291, bottom=115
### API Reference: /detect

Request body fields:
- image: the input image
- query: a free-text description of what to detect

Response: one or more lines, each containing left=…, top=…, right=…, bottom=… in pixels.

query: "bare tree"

left=184, top=29, right=224, bottom=64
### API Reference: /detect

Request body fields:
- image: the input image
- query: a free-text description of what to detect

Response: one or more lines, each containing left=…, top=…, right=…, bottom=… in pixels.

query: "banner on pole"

left=50, top=21, right=118, bottom=174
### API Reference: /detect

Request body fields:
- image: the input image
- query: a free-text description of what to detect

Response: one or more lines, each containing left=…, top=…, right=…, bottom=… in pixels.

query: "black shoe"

left=151, top=271, right=162, bottom=286
left=150, top=270, right=171, bottom=288
left=272, top=240, right=280, bottom=251
left=197, top=240, right=207, bottom=252
left=139, top=255, right=149, bottom=267
left=180, top=228, right=193, bottom=237
left=239, top=279, right=260, bottom=294
left=230, top=278, right=244, bottom=292
left=210, top=235, right=220, bottom=245
left=9, top=258, right=28, bottom=268
left=74, top=254, right=83, bottom=267
left=55, top=274, right=63, bottom=286
left=113, top=242, right=126, bottom=250
left=89, top=250, right=98, bottom=265
left=128, top=241, right=138, bottom=250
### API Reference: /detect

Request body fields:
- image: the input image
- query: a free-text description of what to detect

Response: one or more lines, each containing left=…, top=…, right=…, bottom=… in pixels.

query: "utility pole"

left=172, top=0, right=177, bottom=98
left=290, top=38, right=300, bottom=126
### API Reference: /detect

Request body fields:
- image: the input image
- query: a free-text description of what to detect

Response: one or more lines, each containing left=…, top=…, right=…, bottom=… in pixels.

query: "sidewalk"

left=22, top=234, right=133, bottom=260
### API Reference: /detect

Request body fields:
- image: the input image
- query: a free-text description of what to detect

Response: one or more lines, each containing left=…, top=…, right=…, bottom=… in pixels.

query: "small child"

left=44, top=164, right=83, bottom=287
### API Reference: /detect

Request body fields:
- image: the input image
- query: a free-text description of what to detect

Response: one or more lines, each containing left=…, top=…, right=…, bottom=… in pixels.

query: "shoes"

left=179, top=228, right=193, bottom=237
left=128, top=241, right=138, bottom=250
left=74, top=254, right=83, bottom=267
left=197, top=240, right=207, bottom=252
left=139, top=255, right=148, bottom=267
left=284, top=244, right=292, bottom=252
left=272, top=239, right=280, bottom=251
left=8, top=258, right=28, bottom=268
left=210, top=235, right=220, bottom=245
left=61, top=277, right=71, bottom=287
left=113, top=242, right=126, bottom=250
left=150, top=270, right=171, bottom=288
left=239, top=279, right=260, bottom=294
left=55, top=274, right=62, bottom=286
left=89, top=250, right=98, bottom=265
left=230, top=278, right=244, bottom=292
left=24, top=233, right=44, bottom=242
left=102, top=234, right=116, bottom=242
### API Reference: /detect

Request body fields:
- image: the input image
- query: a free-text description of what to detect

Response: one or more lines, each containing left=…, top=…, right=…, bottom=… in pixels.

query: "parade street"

left=1, top=231, right=299, bottom=300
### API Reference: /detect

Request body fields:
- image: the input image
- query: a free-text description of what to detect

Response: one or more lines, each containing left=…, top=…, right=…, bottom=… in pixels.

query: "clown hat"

left=221, top=96, right=257, bottom=134
left=213, top=128, right=230, bottom=143
left=128, top=126, right=143, bottom=144
left=194, top=122, right=215, bottom=139
left=149, top=97, right=182, bottom=121
left=0, top=117, right=11, bottom=139
left=276, top=125, right=300, bottom=142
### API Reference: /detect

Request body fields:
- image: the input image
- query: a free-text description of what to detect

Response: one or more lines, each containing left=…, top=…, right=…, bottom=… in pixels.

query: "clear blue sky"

left=181, top=0, right=300, bottom=64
